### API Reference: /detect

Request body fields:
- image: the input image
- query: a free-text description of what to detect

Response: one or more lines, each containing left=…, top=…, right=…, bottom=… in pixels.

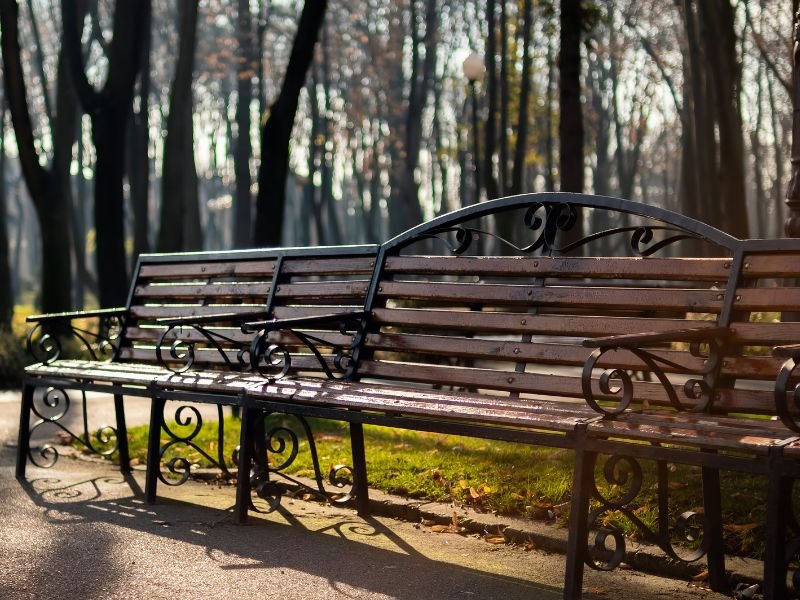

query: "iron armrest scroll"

left=244, top=311, right=369, bottom=382
left=773, top=344, right=800, bottom=433
left=583, top=326, right=730, bottom=349
left=155, top=311, right=273, bottom=374
left=26, top=308, right=128, bottom=365
left=581, top=326, right=730, bottom=417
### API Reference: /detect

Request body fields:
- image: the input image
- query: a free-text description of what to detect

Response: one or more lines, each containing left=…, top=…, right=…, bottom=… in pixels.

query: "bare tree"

left=62, top=0, right=148, bottom=307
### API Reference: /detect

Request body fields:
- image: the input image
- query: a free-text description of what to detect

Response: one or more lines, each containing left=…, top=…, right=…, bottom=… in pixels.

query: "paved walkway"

left=0, top=390, right=733, bottom=599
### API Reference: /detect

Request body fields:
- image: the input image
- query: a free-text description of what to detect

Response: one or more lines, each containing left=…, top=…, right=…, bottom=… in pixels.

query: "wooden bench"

left=19, top=193, right=800, bottom=599
left=18, top=244, right=378, bottom=503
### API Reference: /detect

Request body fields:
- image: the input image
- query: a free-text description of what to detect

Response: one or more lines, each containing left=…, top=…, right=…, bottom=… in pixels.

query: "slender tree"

left=254, top=0, right=328, bottom=246
left=0, top=100, right=11, bottom=330
left=157, top=0, right=202, bottom=252
left=234, top=0, right=256, bottom=248
left=0, top=0, right=81, bottom=314
left=62, top=1, right=147, bottom=307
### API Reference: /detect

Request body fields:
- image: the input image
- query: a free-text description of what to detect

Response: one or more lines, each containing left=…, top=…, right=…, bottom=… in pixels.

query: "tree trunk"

left=0, top=102, right=12, bottom=330
left=254, top=0, right=327, bottom=246
left=484, top=0, right=499, bottom=200
left=697, top=0, right=748, bottom=238
left=233, top=0, right=255, bottom=248
left=0, top=0, right=77, bottom=314
left=559, top=0, right=583, bottom=194
left=62, top=0, right=147, bottom=307
left=130, top=0, right=152, bottom=259
left=158, top=1, right=201, bottom=252
left=510, top=0, right=532, bottom=196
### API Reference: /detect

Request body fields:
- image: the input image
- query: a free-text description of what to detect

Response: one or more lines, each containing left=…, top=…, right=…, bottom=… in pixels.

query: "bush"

left=0, top=327, right=31, bottom=388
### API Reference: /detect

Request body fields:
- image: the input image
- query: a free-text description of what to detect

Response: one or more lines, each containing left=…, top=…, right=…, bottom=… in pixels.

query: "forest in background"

left=0, top=0, right=794, bottom=328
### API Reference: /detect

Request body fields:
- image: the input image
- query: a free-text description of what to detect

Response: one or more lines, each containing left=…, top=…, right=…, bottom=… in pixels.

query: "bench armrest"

left=245, top=311, right=369, bottom=382
left=27, top=307, right=128, bottom=323
left=581, top=326, right=729, bottom=417
left=26, top=308, right=128, bottom=365
left=157, top=310, right=271, bottom=327
left=583, top=326, right=729, bottom=349
left=241, top=310, right=369, bottom=334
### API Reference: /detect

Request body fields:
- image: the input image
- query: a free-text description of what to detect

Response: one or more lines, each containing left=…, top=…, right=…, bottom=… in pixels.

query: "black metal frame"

left=21, top=193, right=800, bottom=599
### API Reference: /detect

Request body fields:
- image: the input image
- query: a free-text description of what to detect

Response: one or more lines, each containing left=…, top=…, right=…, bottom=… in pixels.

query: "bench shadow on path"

left=16, top=473, right=561, bottom=599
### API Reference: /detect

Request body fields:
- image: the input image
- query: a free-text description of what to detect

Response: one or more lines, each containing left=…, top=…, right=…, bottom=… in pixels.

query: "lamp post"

left=462, top=52, right=485, bottom=205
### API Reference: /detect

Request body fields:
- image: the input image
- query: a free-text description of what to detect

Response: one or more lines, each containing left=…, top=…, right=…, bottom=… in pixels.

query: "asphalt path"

left=0, top=390, right=732, bottom=599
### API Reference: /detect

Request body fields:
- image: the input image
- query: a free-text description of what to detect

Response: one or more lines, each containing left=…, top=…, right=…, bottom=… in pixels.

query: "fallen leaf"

left=431, top=525, right=453, bottom=533
left=692, top=569, right=709, bottom=582
left=724, top=523, right=759, bottom=534
left=485, top=535, right=506, bottom=544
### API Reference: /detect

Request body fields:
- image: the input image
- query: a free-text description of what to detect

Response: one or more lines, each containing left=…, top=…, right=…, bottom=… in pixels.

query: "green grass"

left=117, top=413, right=779, bottom=559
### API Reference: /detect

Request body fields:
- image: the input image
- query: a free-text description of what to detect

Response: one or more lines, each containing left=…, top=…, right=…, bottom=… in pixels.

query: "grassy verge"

left=117, top=413, right=773, bottom=559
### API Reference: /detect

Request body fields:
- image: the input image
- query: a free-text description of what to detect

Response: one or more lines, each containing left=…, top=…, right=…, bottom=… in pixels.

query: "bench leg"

left=15, top=382, right=34, bottom=479
left=700, top=464, right=727, bottom=593
left=145, top=396, right=165, bottom=504
left=235, top=405, right=254, bottom=524
left=350, top=422, right=369, bottom=515
left=564, top=447, right=596, bottom=600
left=113, top=394, right=131, bottom=473
left=764, top=468, right=792, bottom=600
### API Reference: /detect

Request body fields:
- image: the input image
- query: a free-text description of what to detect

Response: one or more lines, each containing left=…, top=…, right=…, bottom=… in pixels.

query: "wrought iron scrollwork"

left=248, top=413, right=356, bottom=514
left=775, top=350, right=800, bottom=433
left=156, top=324, right=250, bottom=374
left=582, top=338, right=723, bottom=415
left=585, top=454, right=707, bottom=571
left=248, top=315, right=365, bottom=382
left=412, top=201, right=709, bottom=258
left=27, top=387, right=119, bottom=468
left=26, top=315, right=124, bottom=365
left=157, top=403, right=234, bottom=486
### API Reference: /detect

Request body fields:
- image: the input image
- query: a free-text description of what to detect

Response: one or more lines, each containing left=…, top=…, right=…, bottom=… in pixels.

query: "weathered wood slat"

left=133, top=282, right=272, bottom=299
left=385, top=255, right=731, bottom=281
left=275, top=281, right=371, bottom=301
left=138, top=260, right=277, bottom=279
left=734, top=288, right=800, bottom=311
left=371, top=308, right=716, bottom=336
left=741, top=254, right=800, bottom=278
left=125, top=326, right=351, bottom=348
left=281, top=256, right=376, bottom=275
left=377, top=281, right=723, bottom=311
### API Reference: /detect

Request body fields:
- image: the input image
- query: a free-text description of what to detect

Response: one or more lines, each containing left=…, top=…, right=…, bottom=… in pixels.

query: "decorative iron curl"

left=156, top=326, right=196, bottom=373
left=582, top=338, right=723, bottom=416
left=248, top=317, right=365, bottom=382
left=156, top=403, right=233, bottom=486
left=26, top=388, right=118, bottom=467
left=26, top=324, right=62, bottom=364
left=585, top=455, right=708, bottom=572
left=26, top=315, right=123, bottom=365
left=775, top=353, right=800, bottom=433
left=327, top=464, right=355, bottom=504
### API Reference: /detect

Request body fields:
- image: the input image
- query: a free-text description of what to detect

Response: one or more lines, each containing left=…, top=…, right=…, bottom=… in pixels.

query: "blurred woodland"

left=0, top=0, right=795, bottom=329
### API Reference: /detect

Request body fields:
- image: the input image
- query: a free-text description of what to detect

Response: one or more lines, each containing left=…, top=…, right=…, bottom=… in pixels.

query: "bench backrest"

left=353, top=193, right=798, bottom=421
left=117, top=246, right=377, bottom=373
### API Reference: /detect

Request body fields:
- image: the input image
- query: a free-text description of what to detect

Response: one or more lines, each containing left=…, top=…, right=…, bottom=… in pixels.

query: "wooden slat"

left=378, top=281, right=723, bottom=311
left=133, top=282, right=271, bottom=300
left=729, top=322, right=800, bottom=345
left=275, top=281, right=370, bottom=301
left=385, top=256, right=732, bottom=281
left=138, top=260, right=276, bottom=279
left=125, top=326, right=352, bottom=348
left=372, top=308, right=716, bottom=336
left=742, top=254, right=800, bottom=278
left=735, top=288, right=800, bottom=311
left=281, top=257, right=376, bottom=276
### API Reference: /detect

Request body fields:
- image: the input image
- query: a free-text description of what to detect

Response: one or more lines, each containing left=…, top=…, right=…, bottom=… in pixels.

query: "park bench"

left=146, top=193, right=800, bottom=599
left=18, top=244, right=378, bottom=504
left=18, top=192, right=800, bottom=599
